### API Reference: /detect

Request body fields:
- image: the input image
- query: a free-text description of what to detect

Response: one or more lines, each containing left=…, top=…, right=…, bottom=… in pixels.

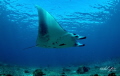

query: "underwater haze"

left=0, top=0, right=120, bottom=67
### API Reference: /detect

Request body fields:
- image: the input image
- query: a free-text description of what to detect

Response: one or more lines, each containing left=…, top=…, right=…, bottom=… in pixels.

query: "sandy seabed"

left=0, top=58, right=120, bottom=76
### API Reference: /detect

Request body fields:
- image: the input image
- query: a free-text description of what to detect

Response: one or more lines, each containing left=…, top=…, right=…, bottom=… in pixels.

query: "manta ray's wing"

left=35, top=5, right=69, bottom=47
left=35, top=5, right=86, bottom=48
left=35, top=5, right=67, bottom=36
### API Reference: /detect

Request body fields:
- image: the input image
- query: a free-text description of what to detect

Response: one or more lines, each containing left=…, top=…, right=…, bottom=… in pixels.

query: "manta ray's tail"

left=23, top=45, right=36, bottom=50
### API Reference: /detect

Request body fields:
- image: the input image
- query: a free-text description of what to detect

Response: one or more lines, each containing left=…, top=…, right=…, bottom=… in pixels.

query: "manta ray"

left=35, top=5, right=86, bottom=48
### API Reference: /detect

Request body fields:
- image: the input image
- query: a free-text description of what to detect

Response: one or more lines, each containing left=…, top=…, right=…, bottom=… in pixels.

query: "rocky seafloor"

left=0, top=58, right=120, bottom=76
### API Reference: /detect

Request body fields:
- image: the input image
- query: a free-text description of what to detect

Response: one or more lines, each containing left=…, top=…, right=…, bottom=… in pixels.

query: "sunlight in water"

left=0, top=0, right=119, bottom=32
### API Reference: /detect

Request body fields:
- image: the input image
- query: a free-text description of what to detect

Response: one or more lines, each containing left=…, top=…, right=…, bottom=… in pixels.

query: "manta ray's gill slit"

left=75, top=36, right=79, bottom=37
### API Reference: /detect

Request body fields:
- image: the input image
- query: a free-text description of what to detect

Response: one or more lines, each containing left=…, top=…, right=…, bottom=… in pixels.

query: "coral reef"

left=76, top=66, right=90, bottom=74
left=24, top=70, right=30, bottom=73
left=108, top=73, right=116, bottom=76
left=33, top=69, right=46, bottom=76
left=60, top=72, right=67, bottom=76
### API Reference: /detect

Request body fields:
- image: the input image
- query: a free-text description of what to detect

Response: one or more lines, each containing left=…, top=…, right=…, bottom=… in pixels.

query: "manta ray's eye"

left=59, top=43, right=66, bottom=46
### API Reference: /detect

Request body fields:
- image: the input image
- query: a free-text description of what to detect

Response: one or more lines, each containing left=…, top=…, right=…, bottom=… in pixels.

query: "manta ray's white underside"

left=35, top=5, right=86, bottom=48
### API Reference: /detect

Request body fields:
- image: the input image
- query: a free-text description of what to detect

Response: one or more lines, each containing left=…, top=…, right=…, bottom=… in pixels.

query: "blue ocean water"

left=0, top=0, right=120, bottom=67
